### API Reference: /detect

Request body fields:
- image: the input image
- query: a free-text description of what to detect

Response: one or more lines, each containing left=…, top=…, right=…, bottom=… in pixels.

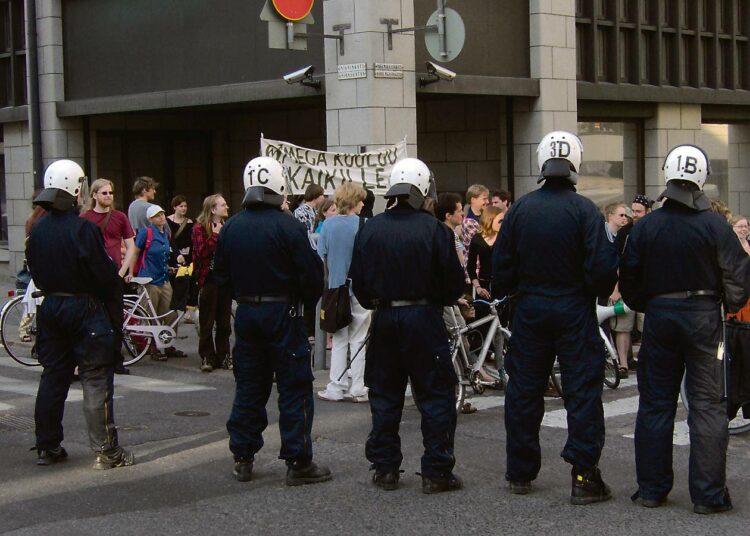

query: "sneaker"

left=221, top=355, right=233, bottom=370
left=93, top=449, right=135, bottom=470
left=345, top=392, right=369, bottom=403
left=200, top=357, right=213, bottom=373
left=285, top=460, right=332, bottom=486
left=114, top=363, right=131, bottom=375
left=508, top=480, right=532, bottom=495
left=233, top=458, right=254, bottom=482
left=372, top=469, right=400, bottom=491
left=422, top=473, right=463, bottom=494
left=317, top=390, right=345, bottom=402
left=164, top=347, right=187, bottom=358
left=570, top=466, right=612, bottom=505
left=150, top=352, right=168, bottom=362
left=36, top=446, right=68, bottom=466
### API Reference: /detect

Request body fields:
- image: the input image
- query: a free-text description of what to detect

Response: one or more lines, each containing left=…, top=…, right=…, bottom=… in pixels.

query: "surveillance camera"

left=425, top=61, right=456, bottom=81
left=283, top=65, right=315, bottom=84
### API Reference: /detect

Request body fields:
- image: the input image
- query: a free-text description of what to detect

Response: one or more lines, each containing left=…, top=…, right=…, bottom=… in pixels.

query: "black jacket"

left=26, top=208, right=120, bottom=302
left=620, top=199, right=750, bottom=312
left=492, top=178, right=619, bottom=299
left=350, top=204, right=464, bottom=309
left=213, top=205, right=323, bottom=309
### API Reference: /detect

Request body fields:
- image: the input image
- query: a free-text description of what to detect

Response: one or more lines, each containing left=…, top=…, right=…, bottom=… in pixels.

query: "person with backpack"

left=133, top=205, right=186, bottom=360
left=192, top=194, right=231, bottom=372
left=81, top=178, right=137, bottom=374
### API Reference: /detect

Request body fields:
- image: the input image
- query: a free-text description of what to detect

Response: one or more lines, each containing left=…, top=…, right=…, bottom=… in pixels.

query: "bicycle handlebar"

left=472, top=297, right=509, bottom=307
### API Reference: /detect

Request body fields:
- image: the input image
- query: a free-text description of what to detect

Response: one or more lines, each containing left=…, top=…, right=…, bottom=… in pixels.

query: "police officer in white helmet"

left=213, top=156, right=331, bottom=485
left=26, top=159, right=135, bottom=469
left=621, top=145, right=750, bottom=513
left=349, top=158, right=465, bottom=493
left=492, top=131, right=619, bottom=503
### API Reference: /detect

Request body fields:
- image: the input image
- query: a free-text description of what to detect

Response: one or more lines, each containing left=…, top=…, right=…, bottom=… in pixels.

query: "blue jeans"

left=226, top=303, right=315, bottom=462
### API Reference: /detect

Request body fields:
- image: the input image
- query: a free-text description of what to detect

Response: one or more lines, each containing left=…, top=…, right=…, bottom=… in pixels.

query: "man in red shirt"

left=81, top=179, right=137, bottom=374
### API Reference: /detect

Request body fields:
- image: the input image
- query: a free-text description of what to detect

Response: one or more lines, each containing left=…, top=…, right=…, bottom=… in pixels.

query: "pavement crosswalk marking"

left=542, top=395, right=641, bottom=428
left=0, top=402, right=14, bottom=411
left=0, top=375, right=83, bottom=401
left=114, top=375, right=215, bottom=394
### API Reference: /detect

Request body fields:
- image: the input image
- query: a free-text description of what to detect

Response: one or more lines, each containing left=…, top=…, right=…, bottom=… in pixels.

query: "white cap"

left=146, top=205, right=165, bottom=219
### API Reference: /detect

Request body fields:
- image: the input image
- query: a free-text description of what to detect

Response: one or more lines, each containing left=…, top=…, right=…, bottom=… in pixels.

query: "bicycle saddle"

left=130, top=277, right=153, bottom=286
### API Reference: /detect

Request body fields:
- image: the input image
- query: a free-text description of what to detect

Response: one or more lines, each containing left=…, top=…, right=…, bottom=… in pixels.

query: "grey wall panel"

left=63, top=0, right=324, bottom=100
left=414, top=0, right=529, bottom=78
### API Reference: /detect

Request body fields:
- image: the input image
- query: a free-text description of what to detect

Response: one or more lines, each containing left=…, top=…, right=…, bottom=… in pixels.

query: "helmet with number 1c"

left=33, top=159, right=87, bottom=210
left=536, top=131, right=583, bottom=184
left=242, top=156, right=288, bottom=207
left=662, top=144, right=710, bottom=189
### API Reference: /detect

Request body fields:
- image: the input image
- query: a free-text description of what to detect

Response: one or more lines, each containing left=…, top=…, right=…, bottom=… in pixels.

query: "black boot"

left=694, top=490, right=733, bottom=515
left=36, top=446, right=68, bottom=466
left=233, top=458, right=254, bottom=482
left=285, top=460, right=332, bottom=486
left=422, top=473, right=463, bottom=494
left=93, top=448, right=135, bottom=470
left=571, top=466, right=612, bottom=505
left=372, top=468, right=400, bottom=491
left=508, top=480, right=532, bottom=495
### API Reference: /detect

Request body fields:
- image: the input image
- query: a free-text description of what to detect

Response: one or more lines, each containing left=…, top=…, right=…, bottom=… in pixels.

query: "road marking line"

left=542, top=395, right=641, bottom=428
left=624, top=420, right=690, bottom=446
left=0, top=375, right=83, bottom=401
left=468, top=396, right=505, bottom=410
left=0, top=401, right=14, bottom=411
left=114, top=375, right=215, bottom=393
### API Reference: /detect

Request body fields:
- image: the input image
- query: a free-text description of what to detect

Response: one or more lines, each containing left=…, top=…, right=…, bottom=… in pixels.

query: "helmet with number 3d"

left=662, top=145, right=710, bottom=189
left=242, top=156, right=289, bottom=207
left=536, top=131, right=583, bottom=184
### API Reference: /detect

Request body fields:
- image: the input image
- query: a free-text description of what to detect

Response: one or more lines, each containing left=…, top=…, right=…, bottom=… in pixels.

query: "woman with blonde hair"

left=467, top=205, right=504, bottom=300
left=316, top=182, right=371, bottom=402
left=192, top=194, right=231, bottom=372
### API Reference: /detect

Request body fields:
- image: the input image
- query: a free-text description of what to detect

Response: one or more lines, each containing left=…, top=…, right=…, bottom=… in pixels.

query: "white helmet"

left=33, top=159, right=87, bottom=209
left=386, top=158, right=432, bottom=198
left=242, top=156, right=288, bottom=207
left=663, top=145, right=710, bottom=188
left=536, top=131, right=583, bottom=176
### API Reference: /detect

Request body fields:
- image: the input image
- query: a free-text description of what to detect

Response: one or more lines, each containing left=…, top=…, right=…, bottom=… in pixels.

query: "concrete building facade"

left=1, top=0, right=749, bottom=272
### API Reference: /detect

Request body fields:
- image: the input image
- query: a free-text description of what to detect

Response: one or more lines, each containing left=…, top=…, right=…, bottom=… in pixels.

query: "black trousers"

left=198, top=280, right=233, bottom=366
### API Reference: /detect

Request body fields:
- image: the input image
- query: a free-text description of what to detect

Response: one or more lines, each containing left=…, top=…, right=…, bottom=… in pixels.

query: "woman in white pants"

left=316, top=182, right=371, bottom=403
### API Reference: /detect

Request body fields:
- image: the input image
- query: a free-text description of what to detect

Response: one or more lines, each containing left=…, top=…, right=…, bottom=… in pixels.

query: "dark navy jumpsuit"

left=349, top=203, right=464, bottom=478
left=26, top=208, right=123, bottom=456
left=620, top=199, right=750, bottom=507
left=213, top=205, right=323, bottom=463
left=492, top=177, right=619, bottom=482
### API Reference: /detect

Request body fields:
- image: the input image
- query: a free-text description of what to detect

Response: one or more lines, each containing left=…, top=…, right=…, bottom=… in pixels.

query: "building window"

left=0, top=0, right=26, bottom=108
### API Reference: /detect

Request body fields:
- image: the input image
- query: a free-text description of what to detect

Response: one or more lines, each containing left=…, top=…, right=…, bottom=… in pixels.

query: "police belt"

left=653, top=290, right=719, bottom=299
left=32, top=291, right=92, bottom=299
left=377, top=299, right=431, bottom=308
left=236, top=295, right=293, bottom=304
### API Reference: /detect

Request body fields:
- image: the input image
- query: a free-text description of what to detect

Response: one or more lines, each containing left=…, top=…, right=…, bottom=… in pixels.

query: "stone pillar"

left=728, top=124, right=750, bottom=217
left=512, top=0, right=578, bottom=198
left=324, top=0, right=417, bottom=158
left=3, top=122, right=33, bottom=273
left=622, top=122, right=638, bottom=203
left=643, top=103, right=702, bottom=201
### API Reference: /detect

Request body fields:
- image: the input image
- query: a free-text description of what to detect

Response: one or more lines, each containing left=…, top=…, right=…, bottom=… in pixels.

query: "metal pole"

left=437, top=0, right=447, bottom=59
left=313, top=299, right=326, bottom=370
left=25, top=0, right=44, bottom=189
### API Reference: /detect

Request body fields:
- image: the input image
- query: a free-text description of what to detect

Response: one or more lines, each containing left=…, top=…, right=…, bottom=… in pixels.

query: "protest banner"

left=260, top=137, right=408, bottom=194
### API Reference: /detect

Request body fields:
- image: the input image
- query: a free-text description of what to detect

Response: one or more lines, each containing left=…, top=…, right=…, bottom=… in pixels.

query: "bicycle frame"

left=123, top=285, right=185, bottom=350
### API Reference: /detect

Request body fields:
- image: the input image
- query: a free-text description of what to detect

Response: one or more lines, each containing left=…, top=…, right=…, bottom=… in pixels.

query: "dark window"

left=0, top=0, right=26, bottom=108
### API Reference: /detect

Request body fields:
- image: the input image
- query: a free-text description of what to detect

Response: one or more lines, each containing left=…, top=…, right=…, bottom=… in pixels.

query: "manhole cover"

left=174, top=411, right=210, bottom=417
left=0, top=414, right=35, bottom=432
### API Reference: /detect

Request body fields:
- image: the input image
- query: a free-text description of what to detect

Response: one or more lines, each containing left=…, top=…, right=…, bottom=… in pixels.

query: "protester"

left=361, top=188, right=375, bottom=219
left=350, top=158, right=465, bottom=493
left=491, top=190, right=511, bottom=210
left=27, top=159, right=134, bottom=469
left=603, top=202, right=628, bottom=243
left=294, top=184, right=325, bottom=235
left=461, top=184, right=489, bottom=252
left=621, top=144, right=750, bottom=514
left=436, top=193, right=466, bottom=268
left=730, top=215, right=750, bottom=255
left=493, top=131, right=618, bottom=503
left=127, top=176, right=158, bottom=232
left=468, top=205, right=503, bottom=300
left=81, top=178, right=137, bottom=375
left=133, top=205, right=186, bottom=360
left=214, top=156, right=330, bottom=485
left=192, top=194, right=232, bottom=372
left=167, top=195, right=194, bottom=316
left=317, top=183, right=370, bottom=403
left=314, top=198, right=337, bottom=234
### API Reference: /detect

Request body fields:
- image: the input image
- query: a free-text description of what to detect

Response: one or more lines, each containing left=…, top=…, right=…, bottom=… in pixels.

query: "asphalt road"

left=1, top=325, right=749, bottom=535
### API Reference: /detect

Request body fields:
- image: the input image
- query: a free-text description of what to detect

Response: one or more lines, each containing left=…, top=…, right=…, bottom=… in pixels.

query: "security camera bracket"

left=286, top=23, right=351, bottom=55
left=380, top=0, right=448, bottom=57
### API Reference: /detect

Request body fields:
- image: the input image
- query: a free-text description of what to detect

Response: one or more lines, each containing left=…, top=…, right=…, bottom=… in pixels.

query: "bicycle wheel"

left=122, top=300, right=153, bottom=366
left=0, top=296, right=42, bottom=366
left=681, top=374, right=750, bottom=436
left=550, top=358, right=563, bottom=396
left=602, top=333, right=621, bottom=389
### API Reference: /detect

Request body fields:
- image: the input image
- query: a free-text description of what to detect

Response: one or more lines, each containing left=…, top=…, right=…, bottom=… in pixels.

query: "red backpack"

left=135, top=226, right=171, bottom=275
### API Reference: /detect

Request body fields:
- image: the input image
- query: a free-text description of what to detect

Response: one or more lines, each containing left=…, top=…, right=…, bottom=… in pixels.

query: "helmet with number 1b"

left=663, top=145, right=710, bottom=189
left=536, top=131, right=583, bottom=184
left=242, top=156, right=288, bottom=207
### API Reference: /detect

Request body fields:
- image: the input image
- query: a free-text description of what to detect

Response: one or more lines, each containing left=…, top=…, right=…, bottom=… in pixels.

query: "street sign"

left=425, top=7, right=465, bottom=62
left=338, top=63, right=367, bottom=80
left=374, top=63, right=404, bottom=79
left=271, top=0, right=315, bottom=22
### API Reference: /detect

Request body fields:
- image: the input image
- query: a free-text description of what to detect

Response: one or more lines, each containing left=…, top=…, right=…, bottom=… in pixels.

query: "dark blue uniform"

left=349, top=204, right=464, bottom=478
left=620, top=200, right=750, bottom=508
left=492, top=178, right=618, bottom=482
left=26, top=208, right=123, bottom=456
left=213, top=206, right=323, bottom=463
